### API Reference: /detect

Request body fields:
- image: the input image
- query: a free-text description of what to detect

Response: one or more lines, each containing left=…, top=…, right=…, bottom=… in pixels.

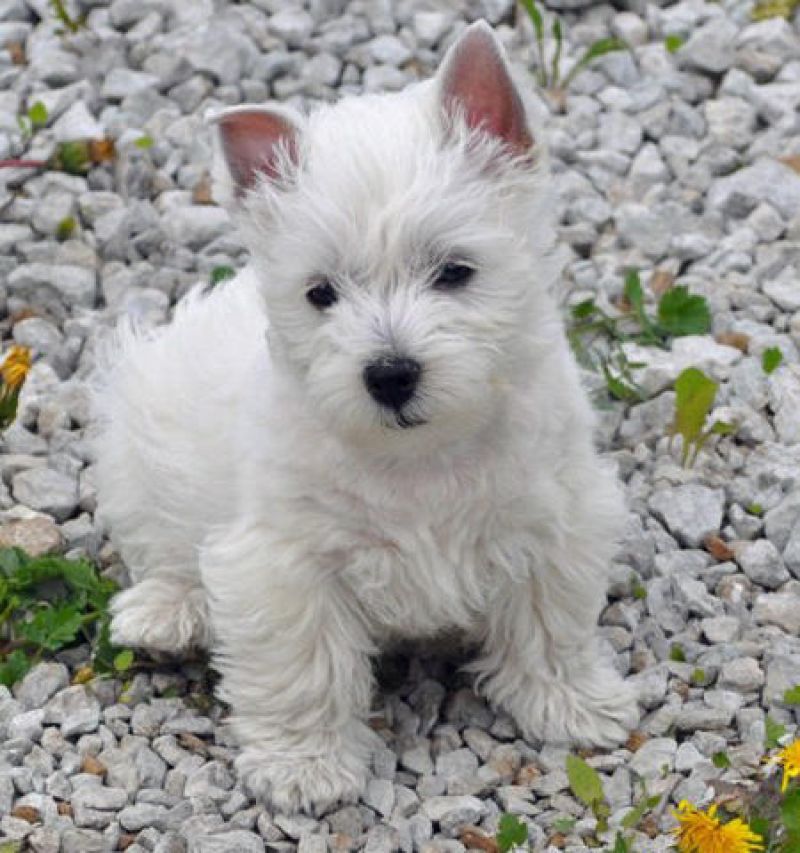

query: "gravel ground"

left=1, top=0, right=800, bottom=850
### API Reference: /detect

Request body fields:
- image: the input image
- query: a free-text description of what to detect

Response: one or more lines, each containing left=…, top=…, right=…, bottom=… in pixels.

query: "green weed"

left=0, top=548, right=134, bottom=687
left=568, top=270, right=712, bottom=403
left=668, top=367, right=735, bottom=467
left=518, top=0, right=627, bottom=92
left=762, top=347, right=783, bottom=375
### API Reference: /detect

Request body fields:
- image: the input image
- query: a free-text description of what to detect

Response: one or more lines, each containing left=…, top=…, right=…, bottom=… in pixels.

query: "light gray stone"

left=649, top=485, right=725, bottom=548
left=734, top=539, right=789, bottom=589
left=754, top=590, right=800, bottom=634
left=15, top=663, right=69, bottom=709
left=679, top=18, right=737, bottom=75
left=12, top=468, right=79, bottom=522
left=189, top=831, right=265, bottom=853
left=719, top=658, right=764, bottom=692
left=629, top=738, right=677, bottom=779
left=708, top=159, right=800, bottom=220
left=8, top=263, right=97, bottom=308
left=44, top=686, right=100, bottom=736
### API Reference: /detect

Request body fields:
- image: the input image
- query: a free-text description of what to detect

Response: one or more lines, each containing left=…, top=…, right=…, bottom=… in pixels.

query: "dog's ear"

left=211, top=106, right=302, bottom=198
left=437, top=21, right=533, bottom=157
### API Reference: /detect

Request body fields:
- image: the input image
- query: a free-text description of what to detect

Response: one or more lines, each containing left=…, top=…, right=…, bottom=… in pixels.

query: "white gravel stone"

left=12, top=468, right=79, bottom=522
left=629, top=738, right=677, bottom=779
left=14, top=663, right=69, bottom=710
left=734, top=539, right=789, bottom=589
left=754, top=591, right=800, bottom=634
left=648, top=485, right=725, bottom=548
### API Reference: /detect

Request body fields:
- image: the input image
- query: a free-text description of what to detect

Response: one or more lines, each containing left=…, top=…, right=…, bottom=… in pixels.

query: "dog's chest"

left=339, top=502, right=523, bottom=639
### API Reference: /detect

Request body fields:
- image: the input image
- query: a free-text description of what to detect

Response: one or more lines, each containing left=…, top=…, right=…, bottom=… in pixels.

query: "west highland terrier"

left=94, top=21, right=639, bottom=813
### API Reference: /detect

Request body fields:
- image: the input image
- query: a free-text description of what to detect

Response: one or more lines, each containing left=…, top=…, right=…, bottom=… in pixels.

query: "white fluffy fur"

left=94, top=23, right=639, bottom=814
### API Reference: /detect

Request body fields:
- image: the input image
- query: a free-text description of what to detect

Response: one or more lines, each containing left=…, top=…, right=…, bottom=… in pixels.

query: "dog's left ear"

left=437, top=21, right=533, bottom=157
left=210, top=105, right=302, bottom=199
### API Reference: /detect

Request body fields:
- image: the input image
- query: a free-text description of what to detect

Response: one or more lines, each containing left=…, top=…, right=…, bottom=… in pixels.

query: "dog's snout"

left=363, top=357, right=421, bottom=410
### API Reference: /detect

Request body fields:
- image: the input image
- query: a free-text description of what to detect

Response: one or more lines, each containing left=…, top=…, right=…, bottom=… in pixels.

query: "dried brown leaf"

left=649, top=269, right=675, bottom=297
left=715, top=331, right=750, bottom=353
left=81, top=754, right=106, bottom=776
left=88, top=138, right=116, bottom=163
left=705, top=534, right=734, bottom=561
left=460, top=826, right=499, bottom=853
left=7, top=42, right=25, bottom=65
left=11, top=805, right=40, bottom=823
left=780, top=155, right=800, bottom=174
left=625, top=731, right=648, bottom=752
left=192, top=173, right=214, bottom=205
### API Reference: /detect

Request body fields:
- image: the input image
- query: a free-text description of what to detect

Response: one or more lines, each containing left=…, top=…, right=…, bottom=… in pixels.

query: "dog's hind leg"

left=110, top=574, right=211, bottom=654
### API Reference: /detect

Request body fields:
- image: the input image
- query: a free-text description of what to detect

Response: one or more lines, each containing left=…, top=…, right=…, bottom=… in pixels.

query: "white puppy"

left=94, top=21, right=639, bottom=813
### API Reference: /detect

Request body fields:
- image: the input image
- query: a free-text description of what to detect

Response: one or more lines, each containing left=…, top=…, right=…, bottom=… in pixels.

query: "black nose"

left=363, top=357, right=421, bottom=410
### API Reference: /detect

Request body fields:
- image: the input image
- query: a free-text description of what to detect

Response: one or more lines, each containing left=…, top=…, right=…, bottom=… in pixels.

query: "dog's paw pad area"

left=2, top=0, right=799, bottom=850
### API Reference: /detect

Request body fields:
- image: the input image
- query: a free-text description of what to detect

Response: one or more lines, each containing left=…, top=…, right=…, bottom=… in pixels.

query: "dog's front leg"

left=472, top=558, right=639, bottom=748
left=200, top=523, right=376, bottom=814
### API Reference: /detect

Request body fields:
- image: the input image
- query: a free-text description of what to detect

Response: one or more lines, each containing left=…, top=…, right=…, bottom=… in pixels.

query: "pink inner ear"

left=218, top=110, right=299, bottom=196
left=440, top=25, right=533, bottom=157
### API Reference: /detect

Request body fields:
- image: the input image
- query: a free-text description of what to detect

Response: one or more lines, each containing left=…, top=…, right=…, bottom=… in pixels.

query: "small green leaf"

left=669, top=643, right=686, bottom=663
left=135, top=135, right=154, bottom=149
left=762, top=346, right=783, bottom=375
left=691, top=668, right=706, bottom=685
left=670, top=367, right=719, bottom=466
left=578, top=36, right=627, bottom=64
left=782, top=788, right=800, bottom=834
left=0, top=547, right=23, bottom=577
left=657, top=286, right=711, bottom=337
left=19, top=604, right=83, bottom=651
left=747, top=502, right=764, bottom=517
left=0, top=649, right=32, bottom=687
left=56, top=216, right=76, bottom=241
left=749, top=814, right=770, bottom=846
left=630, top=575, right=646, bottom=600
left=621, top=793, right=660, bottom=829
left=783, top=685, right=800, bottom=705
left=55, top=140, right=91, bottom=175
left=27, top=101, right=48, bottom=128
left=765, top=715, right=787, bottom=749
left=552, top=816, right=576, bottom=833
left=664, top=34, right=685, bottom=53
left=612, top=833, right=631, bottom=853
left=113, top=649, right=134, bottom=672
left=712, top=751, right=731, bottom=769
left=518, top=0, right=544, bottom=42
left=566, top=754, right=605, bottom=809
left=565, top=36, right=627, bottom=87
left=623, top=269, right=647, bottom=324
left=210, top=265, right=236, bottom=285
left=496, top=812, right=528, bottom=853
left=570, top=299, right=597, bottom=320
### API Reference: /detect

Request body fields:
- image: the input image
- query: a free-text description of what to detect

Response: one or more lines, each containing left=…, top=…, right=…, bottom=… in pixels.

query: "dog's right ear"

left=210, top=106, right=302, bottom=199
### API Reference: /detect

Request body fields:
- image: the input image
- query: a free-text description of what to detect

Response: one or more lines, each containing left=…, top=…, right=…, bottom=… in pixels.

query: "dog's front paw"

left=110, top=578, right=210, bottom=653
left=237, top=747, right=368, bottom=815
left=497, top=667, right=639, bottom=748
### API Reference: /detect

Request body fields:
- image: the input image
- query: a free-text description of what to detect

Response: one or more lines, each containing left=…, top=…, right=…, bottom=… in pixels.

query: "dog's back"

left=92, top=268, right=265, bottom=583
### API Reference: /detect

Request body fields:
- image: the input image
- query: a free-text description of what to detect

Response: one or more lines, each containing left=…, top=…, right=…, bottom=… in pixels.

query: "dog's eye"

left=434, top=262, right=474, bottom=290
left=306, top=280, right=338, bottom=310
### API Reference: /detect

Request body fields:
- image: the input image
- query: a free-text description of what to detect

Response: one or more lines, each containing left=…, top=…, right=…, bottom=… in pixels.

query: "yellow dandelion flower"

left=1, top=345, right=31, bottom=392
left=672, top=800, right=763, bottom=853
left=774, top=739, right=800, bottom=793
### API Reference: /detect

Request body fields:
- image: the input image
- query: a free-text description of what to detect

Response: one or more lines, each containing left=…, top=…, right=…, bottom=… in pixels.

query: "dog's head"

left=214, top=22, right=557, bottom=455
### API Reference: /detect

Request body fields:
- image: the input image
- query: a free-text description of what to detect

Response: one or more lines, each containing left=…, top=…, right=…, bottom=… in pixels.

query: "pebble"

left=648, top=486, right=725, bottom=548
left=12, top=468, right=79, bottom=522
